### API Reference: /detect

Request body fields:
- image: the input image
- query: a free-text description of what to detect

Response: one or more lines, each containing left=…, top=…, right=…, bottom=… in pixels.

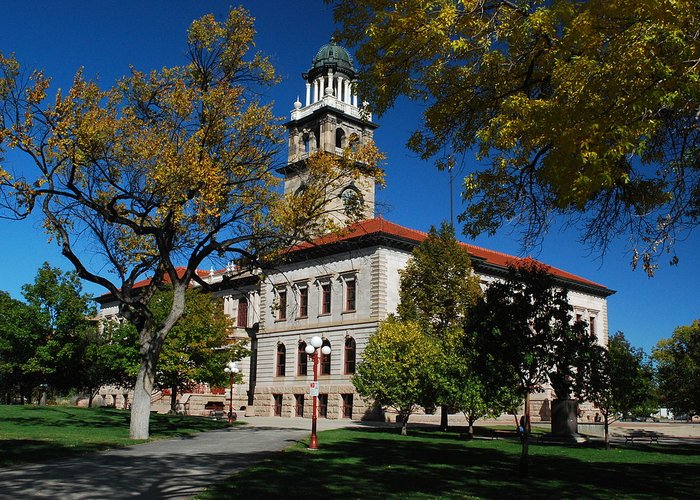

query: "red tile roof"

left=98, top=267, right=212, bottom=300
left=101, top=217, right=611, bottom=300
left=290, top=216, right=609, bottom=291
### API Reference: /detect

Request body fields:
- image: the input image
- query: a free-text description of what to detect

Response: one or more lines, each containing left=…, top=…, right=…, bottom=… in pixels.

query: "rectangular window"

left=298, top=286, right=308, bottom=318
left=341, top=394, right=353, bottom=419
left=237, top=297, right=248, bottom=328
left=589, top=316, right=596, bottom=337
left=318, top=394, right=328, bottom=418
left=345, top=279, right=356, bottom=312
left=277, top=290, right=287, bottom=320
left=321, top=283, right=332, bottom=315
left=295, top=394, right=305, bottom=417
left=273, top=394, right=283, bottom=416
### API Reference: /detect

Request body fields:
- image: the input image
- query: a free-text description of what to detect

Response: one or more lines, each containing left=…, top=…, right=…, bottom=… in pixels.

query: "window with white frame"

left=274, top=287, right=287, bottom=321
left=316, top=278, right=332, bottom=316
left=237, top=296, right=248, bottom=328
left=296, top=283, right=309, bottom=318
left=341, top=273, right=357, bottom=312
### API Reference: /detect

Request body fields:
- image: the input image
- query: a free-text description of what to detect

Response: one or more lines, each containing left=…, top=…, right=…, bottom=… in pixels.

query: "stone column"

left=305, top=83, right=311, bottom=106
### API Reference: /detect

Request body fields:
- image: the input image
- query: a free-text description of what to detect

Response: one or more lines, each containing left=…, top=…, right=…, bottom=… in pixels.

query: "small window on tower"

left=336, top=128, right=346, bottom=149
left=340, top=187, right=363, bottom=216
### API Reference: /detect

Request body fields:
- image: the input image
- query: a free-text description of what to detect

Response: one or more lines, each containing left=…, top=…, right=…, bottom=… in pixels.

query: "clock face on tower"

left=341, top=187, right=364, bottom=216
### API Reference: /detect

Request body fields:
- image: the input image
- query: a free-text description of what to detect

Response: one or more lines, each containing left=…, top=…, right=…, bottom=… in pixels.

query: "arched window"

left=298, top=341, right=308, bottom=376
left=321, top=339, right=331, bottom=375
left=276, top=343, right=286, bottom=377
left=344, top=337, right=356, bottom=374
left=335, top=128, right=346, bottom=149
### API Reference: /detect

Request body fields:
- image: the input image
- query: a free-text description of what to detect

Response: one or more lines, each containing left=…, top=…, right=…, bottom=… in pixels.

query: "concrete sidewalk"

left=0, top=420, right=325, bottom=499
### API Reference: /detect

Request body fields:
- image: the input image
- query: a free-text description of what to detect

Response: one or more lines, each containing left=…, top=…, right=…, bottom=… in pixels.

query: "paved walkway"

left=0, top=417, right=366, bottom=500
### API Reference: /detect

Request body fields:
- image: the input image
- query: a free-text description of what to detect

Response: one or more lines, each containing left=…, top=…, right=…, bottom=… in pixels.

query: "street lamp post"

left=224, top=361, right=240, bottom=424
left=305, top=335, right=331, bottom=449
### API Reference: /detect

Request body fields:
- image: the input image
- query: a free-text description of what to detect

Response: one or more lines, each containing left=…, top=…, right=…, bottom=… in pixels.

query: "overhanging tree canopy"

left=330, top=0, right=700, bottom=274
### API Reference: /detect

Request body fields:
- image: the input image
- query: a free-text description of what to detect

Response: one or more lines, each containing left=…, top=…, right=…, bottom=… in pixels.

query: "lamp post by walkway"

left=305, top=335, right=331, bottom=449
left=224, top=361, right=239, bottom=423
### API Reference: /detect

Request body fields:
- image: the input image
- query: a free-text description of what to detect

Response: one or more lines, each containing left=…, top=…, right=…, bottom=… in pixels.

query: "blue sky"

left=1, top=1, right=697, bottom=354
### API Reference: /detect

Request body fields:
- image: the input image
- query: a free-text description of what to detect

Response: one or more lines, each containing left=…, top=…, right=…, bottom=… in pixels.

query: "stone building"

left=98, top=39, right=614, bottom=420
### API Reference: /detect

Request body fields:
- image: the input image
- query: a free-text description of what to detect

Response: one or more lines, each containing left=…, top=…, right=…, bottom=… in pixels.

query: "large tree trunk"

left=128, top=285, right=187, bottom=440
left=130, top=352, right=157, bottom=439
left=401, top=413, right=410, bottom=436
left=604, top=413, right=610, bottom=450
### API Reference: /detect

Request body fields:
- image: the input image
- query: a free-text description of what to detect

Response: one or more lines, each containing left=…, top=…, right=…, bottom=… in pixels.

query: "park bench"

left=204, top=401, right=225, bottom=419
left=490, top=429, right=545, bottom=443
left=209, top=410, right=225, bottom=420
left=490, top=429, right=520, bottom=440
left=624, top=432, right=660, bottom=445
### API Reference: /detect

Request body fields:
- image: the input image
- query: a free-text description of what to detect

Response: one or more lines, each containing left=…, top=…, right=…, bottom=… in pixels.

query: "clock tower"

left=279, top=39, right=379, bottom=226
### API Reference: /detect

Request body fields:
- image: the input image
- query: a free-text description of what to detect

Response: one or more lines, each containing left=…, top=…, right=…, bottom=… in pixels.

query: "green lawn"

left=0, top=404, right=230, bottom=467
left=200, top=427, right=700, bottom=499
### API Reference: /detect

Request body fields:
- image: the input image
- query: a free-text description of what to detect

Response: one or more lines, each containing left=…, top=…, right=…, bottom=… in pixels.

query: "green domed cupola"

left=298, top=38, right=363, bottom=108
left=305, top=38, right=356, bottom=81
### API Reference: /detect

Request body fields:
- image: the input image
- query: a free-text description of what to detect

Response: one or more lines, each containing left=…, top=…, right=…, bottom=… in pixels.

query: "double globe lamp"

left=306, top=335, right=331, bottom=449
left=224, top=361, right=240, bottom=424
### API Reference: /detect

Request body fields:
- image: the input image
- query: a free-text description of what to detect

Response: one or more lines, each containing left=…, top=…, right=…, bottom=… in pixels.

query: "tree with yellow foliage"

left=0, top=8, right=382, bottom=439
left=330, top=0, right=699, bottom=274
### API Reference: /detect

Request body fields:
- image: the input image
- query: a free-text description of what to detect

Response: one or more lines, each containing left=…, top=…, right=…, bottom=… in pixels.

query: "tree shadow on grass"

left=0, top=406, right=231, bottom=466
left=205, top=427, right=700, bottom=499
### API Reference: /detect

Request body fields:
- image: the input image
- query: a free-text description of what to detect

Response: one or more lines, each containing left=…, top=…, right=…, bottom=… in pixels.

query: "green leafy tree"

left=0, top=264, right=95, bottom=403
left=353, top=318, right=439, bottom=435
left=330, top=0, right=700, bottom=274
left=456, top=321, right=523, bottom=438
left=81, top=321, right=140, bottom=406
left=0, top=8, right=381, bottom=439
left=397, top=222, right=481, bottom=430
left=653, top=320, right=700, bottom=418
left=103, top=288, right=249, bottom=412
left=585, top=332, right=658, bottom=449
left=472, top=260, right=589, bottom=475
left=150, top=289, right=249, bottom=412
left=21, top=263, right=97, bottom=396
left=0, top=291, right=43, bottom=403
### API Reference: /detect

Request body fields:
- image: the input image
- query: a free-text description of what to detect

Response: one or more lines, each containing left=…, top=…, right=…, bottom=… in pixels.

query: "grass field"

left=0, top=404, right=230, bottom=467
left=3, top=406, right=699, bottom=498
left=200, top=427, right=700, bottom=499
